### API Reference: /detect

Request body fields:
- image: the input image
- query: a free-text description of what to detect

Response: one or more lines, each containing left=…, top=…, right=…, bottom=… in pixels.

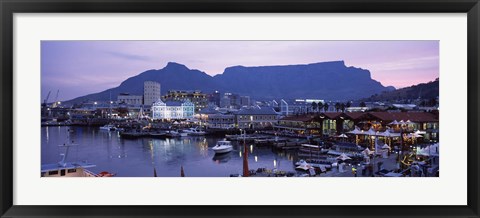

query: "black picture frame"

left=1, top=0, right=479, bottom=217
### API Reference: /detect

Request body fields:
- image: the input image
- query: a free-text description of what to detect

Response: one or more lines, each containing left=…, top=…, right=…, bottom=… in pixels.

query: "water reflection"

left=45, top=126, right=49, bottom=142
left=42, top=126, right=297, bottom=177
left=212, top=152, right=232, bottom=163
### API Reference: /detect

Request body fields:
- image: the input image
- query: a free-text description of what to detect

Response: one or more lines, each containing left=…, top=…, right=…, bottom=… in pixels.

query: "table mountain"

left=63, top=61, right=394, bottom=104
left=214, top=61, right=394, bottom=100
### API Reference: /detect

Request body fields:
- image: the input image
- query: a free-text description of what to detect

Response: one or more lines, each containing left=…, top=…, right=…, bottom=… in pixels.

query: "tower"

left=144, top=81, right=161, bottom=106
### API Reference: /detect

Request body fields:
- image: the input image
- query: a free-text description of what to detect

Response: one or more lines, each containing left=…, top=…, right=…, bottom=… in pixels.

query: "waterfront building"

left=276, top=115, right=320, bottom=135
left=207, top=113, right=236, bottom=129
left=151, top=99, right=195, bottom=120
left=275, top=111, right=439, bottom=140
left=162, top=90, right=208, bottom=111
left=144, top=81, right=161, bottom=106
left=195, top=106, right=220, bottom=128
left=345, top=107, right=369, bottom=112
left=234, top=107, right=279, bottom=129
left=364, top=111, right=439, bottom=141
left=117, top=93, right=143, bottom=106
left=280, top=99, right=324, bottom=115
left=391, top=103, right=418, bottom=110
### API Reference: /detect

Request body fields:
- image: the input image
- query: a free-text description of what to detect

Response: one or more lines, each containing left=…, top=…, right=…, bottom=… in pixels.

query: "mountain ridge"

left=63, top=61, right=396, bottom=105
left=361, top=78, right=439, bottom=102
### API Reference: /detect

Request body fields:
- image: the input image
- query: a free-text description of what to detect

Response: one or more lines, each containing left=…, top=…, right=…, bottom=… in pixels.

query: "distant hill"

left=64, top=62, right=220, bottom=105
left=63, top=61, right=395, bottom=105
left=362, top=78, right=439, bottom=102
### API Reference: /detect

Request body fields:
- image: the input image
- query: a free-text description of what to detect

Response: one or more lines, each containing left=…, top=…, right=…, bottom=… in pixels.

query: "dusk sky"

left=41, top=41, right=439, bottom=101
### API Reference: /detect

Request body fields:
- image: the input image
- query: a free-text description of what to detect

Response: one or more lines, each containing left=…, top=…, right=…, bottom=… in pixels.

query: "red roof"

left=343, top=112, right=365, bottom=120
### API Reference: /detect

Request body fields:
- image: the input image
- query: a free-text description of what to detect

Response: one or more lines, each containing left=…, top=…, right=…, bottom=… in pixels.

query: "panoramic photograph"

left=41, top=41, right=439, bottom=177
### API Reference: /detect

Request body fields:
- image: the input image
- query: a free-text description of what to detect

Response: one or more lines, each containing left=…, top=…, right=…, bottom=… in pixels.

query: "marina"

left=42, top=123, right=439, bottom=177
left=40, top=41, right=440, bottom=178
left=42, top=126, right=299, bottom=177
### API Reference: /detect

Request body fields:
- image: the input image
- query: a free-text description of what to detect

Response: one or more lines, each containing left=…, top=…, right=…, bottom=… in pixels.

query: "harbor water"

left=41, top=126, right=297, bottom=177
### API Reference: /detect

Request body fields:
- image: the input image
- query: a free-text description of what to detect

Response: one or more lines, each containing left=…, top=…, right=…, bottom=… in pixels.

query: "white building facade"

left=144, top=81, right=161, bottom=106
left=151, top=99, right=195, bottom=120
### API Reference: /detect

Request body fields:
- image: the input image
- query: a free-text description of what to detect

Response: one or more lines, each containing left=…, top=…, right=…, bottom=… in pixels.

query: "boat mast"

left=58, top=143, right=71, bottom=167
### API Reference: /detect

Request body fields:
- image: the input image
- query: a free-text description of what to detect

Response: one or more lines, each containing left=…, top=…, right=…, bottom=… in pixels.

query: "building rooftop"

left=198, top=107, right=220, bottom=114
left=279, top=111, right=438, bottom=123
left=368, top=111, right=438, bottom=123
left=235, top=107, right=278, bottom=115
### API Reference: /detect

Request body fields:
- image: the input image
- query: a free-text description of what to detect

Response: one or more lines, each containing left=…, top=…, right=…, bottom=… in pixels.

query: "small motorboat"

left=212, top=140, right=233, bottom=154
left=183, top=127, right=206, bottom=136
left=149, top=131, right=166, bottom=138
left=165, top=130, right=181, bottom=138
left=99, top=124, right=117, bottom=131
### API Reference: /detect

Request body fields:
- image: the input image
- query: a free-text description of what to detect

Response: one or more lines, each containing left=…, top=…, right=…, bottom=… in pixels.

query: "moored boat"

left=183, top=127, right=206, bottom=136
left=212, top=140, right=233, bottom=154
left=120, top=130, right=146, bottom=138
left=41, top=143, right=110, bottom=177
left=99, top=124, right=117, bottom=131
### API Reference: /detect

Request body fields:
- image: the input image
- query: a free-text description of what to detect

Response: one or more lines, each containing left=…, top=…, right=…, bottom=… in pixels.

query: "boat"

left=212, top=140, right=233, bottom=154
left=41, top=143, right=98, bottom=177
left=99, top=124, right=117, bottom=131
left=183, top=127, right=206, bottom=136
left=148, top=131, right=167, bottom=138
left=165, top=130, right=181, bottom=138
left=299, top=144, right=328, bottom=154
left=120, top=130, right=145, bottom=138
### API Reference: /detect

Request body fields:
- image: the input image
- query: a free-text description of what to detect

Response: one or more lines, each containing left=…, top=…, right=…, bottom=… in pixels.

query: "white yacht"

left=99, top=124, right=117, bottom=131
left=212, top=140, right=233, bottom=154
left=183, top=127, right=206, bottom=136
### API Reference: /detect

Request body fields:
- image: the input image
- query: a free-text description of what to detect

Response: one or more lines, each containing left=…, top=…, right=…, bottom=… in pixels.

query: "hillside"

left=64, top=61, right=395, bottom=105
left=362, top=78, right=439, bottom=102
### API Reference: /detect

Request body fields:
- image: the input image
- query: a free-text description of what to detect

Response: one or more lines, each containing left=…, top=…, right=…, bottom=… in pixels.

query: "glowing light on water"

left=273, top=159, right=277, bottom=168
left=255, top=156, right=258, bottom=162
left=239, top=151, right=242, bottom=157
left=45, top=127, right=49, bottom=142
left=250, top=145, right=253, bottom=153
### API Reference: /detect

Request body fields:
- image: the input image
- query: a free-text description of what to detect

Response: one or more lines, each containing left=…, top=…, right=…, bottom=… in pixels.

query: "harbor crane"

left=42, top=91, right=51, bottom=107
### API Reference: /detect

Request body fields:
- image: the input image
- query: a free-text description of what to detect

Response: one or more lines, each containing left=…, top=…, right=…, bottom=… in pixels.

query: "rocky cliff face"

left=213, top=61, right=392, bottom=100
left=64, top=61, right=393, bottom=104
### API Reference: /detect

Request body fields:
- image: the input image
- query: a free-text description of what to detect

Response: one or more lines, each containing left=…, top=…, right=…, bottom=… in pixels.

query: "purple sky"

left=41, top=41, right=439, bottom=101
